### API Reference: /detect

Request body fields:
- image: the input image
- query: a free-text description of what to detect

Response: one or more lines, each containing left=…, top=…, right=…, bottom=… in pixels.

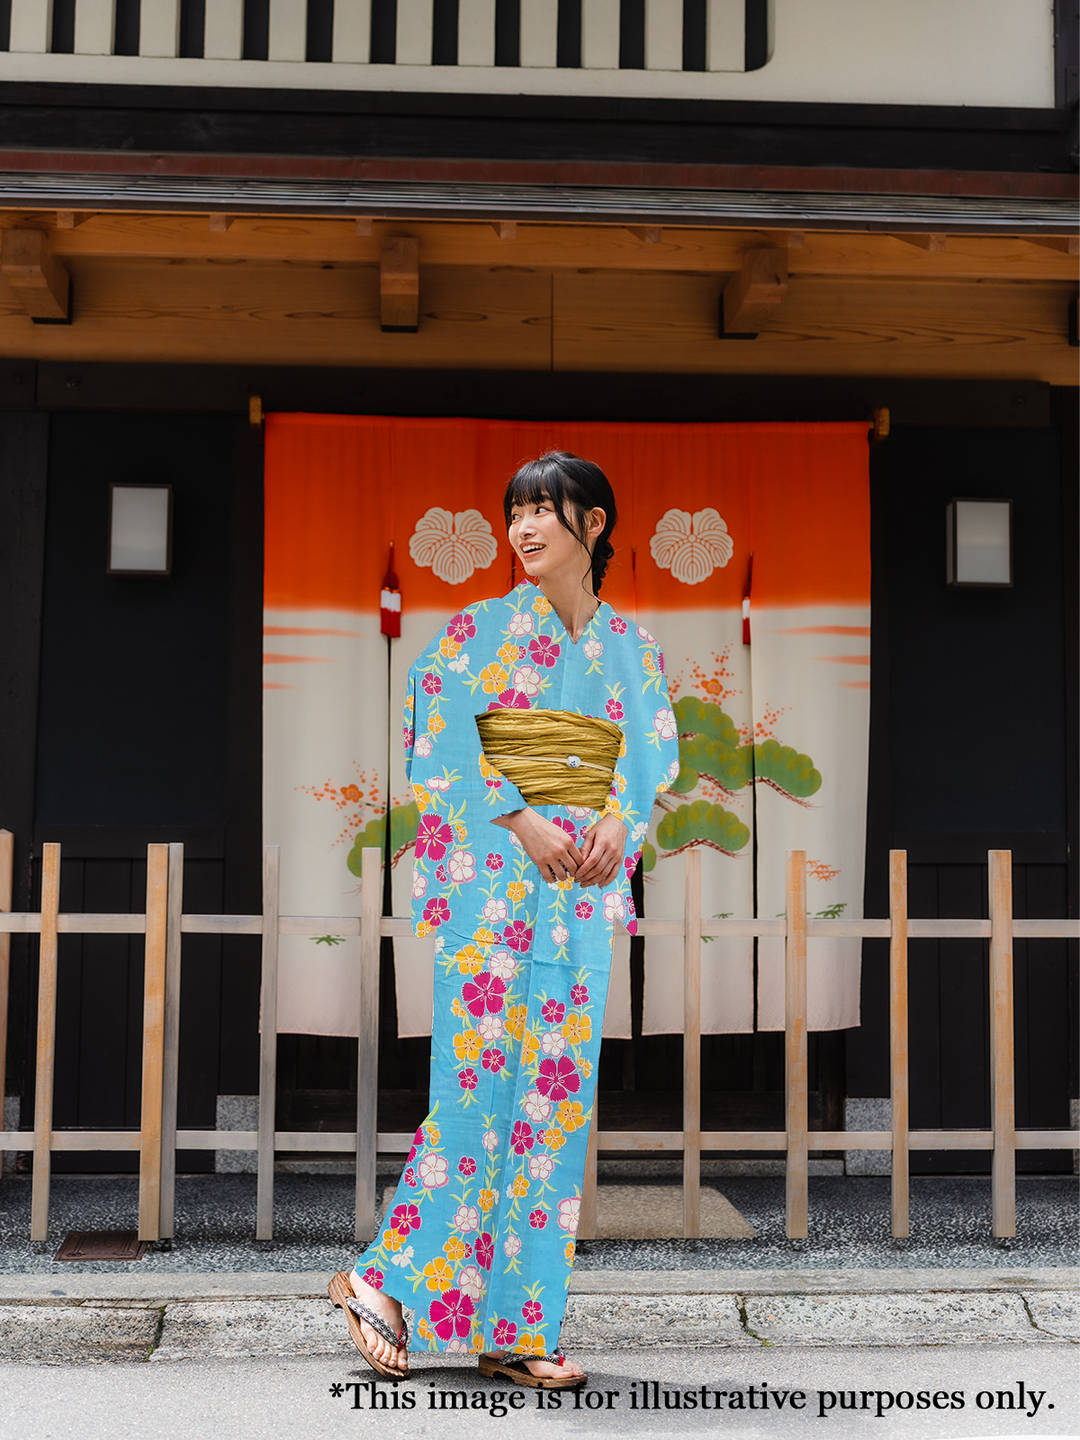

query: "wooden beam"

left=722, top=247, right=788, bottom=337
left=355, top=846, right=381, bottom=1244
left=889, top=849, right=909, bottom=1239
left=895, top=233, right=947, bottom=251
left=0, top=229, right=70, bottom=321
left=380, top=236, right=420, bottom=333
left=0, top=832, right=11, bottom=1157
left=683, top=849, right=702, bottom=1239
left=492, top=221, right=517, bottom=240
left=989, top=849, right=1016, bottom=1239
left=208, top=214, right=234, bottom=233
left=137, top=844, right=169, bottom=1244
left=256, top=845, right=280, bottom=1242
left=29, top=212, right=1080, bottom=281
left=784, top=848, right=808, bottom=1240
left=56, top=211, right=93, bottom=230
left=30, top=844, right=61, bottom=1244
left=1026, top=235, right=1080, bottom=255
left=627, top=226, right=663, bottom=244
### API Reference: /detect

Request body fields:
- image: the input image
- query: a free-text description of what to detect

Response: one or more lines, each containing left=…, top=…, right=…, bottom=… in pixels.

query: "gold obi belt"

left=474, top=708, right=623, bottom=810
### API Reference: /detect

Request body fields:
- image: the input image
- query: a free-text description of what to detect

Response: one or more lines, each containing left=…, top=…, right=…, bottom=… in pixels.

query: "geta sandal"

left=477, top=1352, right=585, bottom=1390
left=328, top=1271, right=410, bottom=1379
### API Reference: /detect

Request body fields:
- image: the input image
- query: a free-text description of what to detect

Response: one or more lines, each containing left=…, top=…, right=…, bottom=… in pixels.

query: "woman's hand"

left=492, top=808, right=584, bottom=882
left=575, top=813, right=628, bottom=889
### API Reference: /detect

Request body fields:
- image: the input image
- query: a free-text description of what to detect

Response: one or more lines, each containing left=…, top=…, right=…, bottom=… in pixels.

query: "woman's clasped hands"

left=493, top=808, right=628, bottom=888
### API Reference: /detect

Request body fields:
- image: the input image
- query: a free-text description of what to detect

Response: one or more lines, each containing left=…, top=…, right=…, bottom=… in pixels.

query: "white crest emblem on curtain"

left=409, top=507, right=499, bottom=584
left=649, top=508, right=734, bottom=584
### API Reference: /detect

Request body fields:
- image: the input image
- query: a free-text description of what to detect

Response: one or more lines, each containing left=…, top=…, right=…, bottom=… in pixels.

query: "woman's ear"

left=585, top=507, right=606, bottom=540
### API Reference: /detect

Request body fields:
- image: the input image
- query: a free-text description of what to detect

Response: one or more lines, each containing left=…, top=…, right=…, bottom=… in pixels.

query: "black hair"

left=503, top=451, right=617, bottom=595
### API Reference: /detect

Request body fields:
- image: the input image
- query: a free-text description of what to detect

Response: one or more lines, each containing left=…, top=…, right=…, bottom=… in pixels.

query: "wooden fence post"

left=889, top=849, right=910, bottom=1239
left=138, top=845, right=169, bottom=1242
left=30, top=843, right=61, bottom=1245
left=355, top=846, right=381, bottom=1243
left=159, top=843, right=184, bottom=1241
left=785, top=849, right=808, bottom=1240
left=256, top=846, right=280, bottom=1242
left=0, top=831, right=12, bottom=1144
left=989, top=849, right=1016, bottom=1238
left=683, top=849, right=702, bottom=1238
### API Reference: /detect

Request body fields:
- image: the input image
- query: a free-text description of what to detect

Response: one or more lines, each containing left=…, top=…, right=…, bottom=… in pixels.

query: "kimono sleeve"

left=402, top=668, right=417, bottom=790
left=602, top=627, right=678, bottom=844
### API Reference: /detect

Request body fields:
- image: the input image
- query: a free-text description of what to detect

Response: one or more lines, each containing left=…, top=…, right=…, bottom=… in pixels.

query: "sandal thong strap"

left=346, top=1297, right=409, bottom=1352
left=498, top=1354, right=565, bottom=1369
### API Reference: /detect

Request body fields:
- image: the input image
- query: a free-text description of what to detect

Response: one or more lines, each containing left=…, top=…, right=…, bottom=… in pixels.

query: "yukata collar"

left=507, top=581, right=609, bottom=648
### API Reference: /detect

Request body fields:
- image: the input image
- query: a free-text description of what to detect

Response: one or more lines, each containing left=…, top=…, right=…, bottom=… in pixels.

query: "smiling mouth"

left=521, top=544, right=544, bottom=556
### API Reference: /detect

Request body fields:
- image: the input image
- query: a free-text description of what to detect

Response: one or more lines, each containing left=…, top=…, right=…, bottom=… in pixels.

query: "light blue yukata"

left=355, top=581, right=678, bottom=1356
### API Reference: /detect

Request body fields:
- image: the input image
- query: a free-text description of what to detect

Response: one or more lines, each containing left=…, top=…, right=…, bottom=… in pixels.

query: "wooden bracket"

left=249, top=395, right=263, bottom=428
left=208, top=214, right=235, bottom=233
left=56, top=211, right=92, bottom=230
left=720, top=247, right=788, bottom=339
left=627, top=226, right=662, bottom=244
left=355, top=217, right=374, bottom=237
left=1, top=228, right=71, bottom=322
left=380, top=236, right=420, bottom=333
left=1026, top=235, right=1079, bottom=255
left=492, top=221, right=517, bottom=240
left=786, top=230, right=806, bottom=249
left=895, top=233, right=947, bottom=251
left=869, top=406, right=890, bottom=445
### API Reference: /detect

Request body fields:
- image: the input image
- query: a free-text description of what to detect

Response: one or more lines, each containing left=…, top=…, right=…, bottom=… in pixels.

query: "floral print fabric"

left=355, top=582, right=677, bottom=1354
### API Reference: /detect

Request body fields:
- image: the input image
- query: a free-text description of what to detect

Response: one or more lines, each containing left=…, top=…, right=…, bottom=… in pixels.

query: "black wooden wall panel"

left=850, top=419, right=1074, bottom=1174
left=15, top=412, right=263, bottom=1164
left=0, top=412, right=48, bottom=1107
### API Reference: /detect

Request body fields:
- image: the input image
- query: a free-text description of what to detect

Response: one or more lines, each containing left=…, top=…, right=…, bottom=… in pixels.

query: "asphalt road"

left=0, top=1344, right=1076, bottom=1440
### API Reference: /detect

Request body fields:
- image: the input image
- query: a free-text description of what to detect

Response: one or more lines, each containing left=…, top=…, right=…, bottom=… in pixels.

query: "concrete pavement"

left=0, top=1344, right=1076, bottom=1440
left=0, top=1268, right=1075, bottom=1364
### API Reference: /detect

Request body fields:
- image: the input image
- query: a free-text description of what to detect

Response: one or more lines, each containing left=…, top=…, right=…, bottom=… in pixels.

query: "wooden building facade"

left=0, top=0, right=1075, bottom=1177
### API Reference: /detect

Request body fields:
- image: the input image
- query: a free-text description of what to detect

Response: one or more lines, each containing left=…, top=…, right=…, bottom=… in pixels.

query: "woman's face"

left=507, top=493, right=604, bottom=583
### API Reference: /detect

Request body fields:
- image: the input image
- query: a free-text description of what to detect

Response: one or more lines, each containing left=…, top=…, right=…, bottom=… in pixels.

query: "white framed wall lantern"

left=107, top=484, right=174, bottom=576
left=945, top=497, right=1012, bottom=588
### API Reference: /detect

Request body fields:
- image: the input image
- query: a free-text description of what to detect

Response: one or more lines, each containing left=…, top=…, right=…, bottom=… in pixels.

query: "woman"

left=330, top=452, right=678, bottom=1386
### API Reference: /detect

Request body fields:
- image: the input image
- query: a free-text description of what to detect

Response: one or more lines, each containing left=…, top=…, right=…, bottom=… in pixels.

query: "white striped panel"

left=581, top=0, right=619, bottom=68
left=74, top=0, right=116, bottom=54
left=268, top=0, right=308, bottom=60
left=645, top=0, right=682, bottom=70
left=204, top=0, right=244, bottom=59
left=457, top=0, right=495, bottom=65
left=707, top=0, right=744, bottom=71
left=520, top=0, right=558, bottom=67
left=332, top=0, right=371, bottom=62
left=139, top=0, right=180, bottom=57
left=396, top=0, right=433, bottom=64
left=9, top=0, right=53, bottom=51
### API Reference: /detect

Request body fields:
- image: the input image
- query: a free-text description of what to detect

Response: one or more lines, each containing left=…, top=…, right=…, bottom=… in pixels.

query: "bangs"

left=503, top=456, right=571, bottom=527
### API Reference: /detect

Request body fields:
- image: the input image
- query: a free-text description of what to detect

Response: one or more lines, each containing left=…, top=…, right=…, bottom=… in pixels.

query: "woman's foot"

left=348, top=1272, right=408, bottom=1373
left=520, top=1355, right=585, bottom=1382
left=479, top=1351, right=587, bottom=1388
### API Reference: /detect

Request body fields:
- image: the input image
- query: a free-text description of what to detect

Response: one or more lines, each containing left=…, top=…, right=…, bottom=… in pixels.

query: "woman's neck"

left=532, top=572, right=599, bottom=643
